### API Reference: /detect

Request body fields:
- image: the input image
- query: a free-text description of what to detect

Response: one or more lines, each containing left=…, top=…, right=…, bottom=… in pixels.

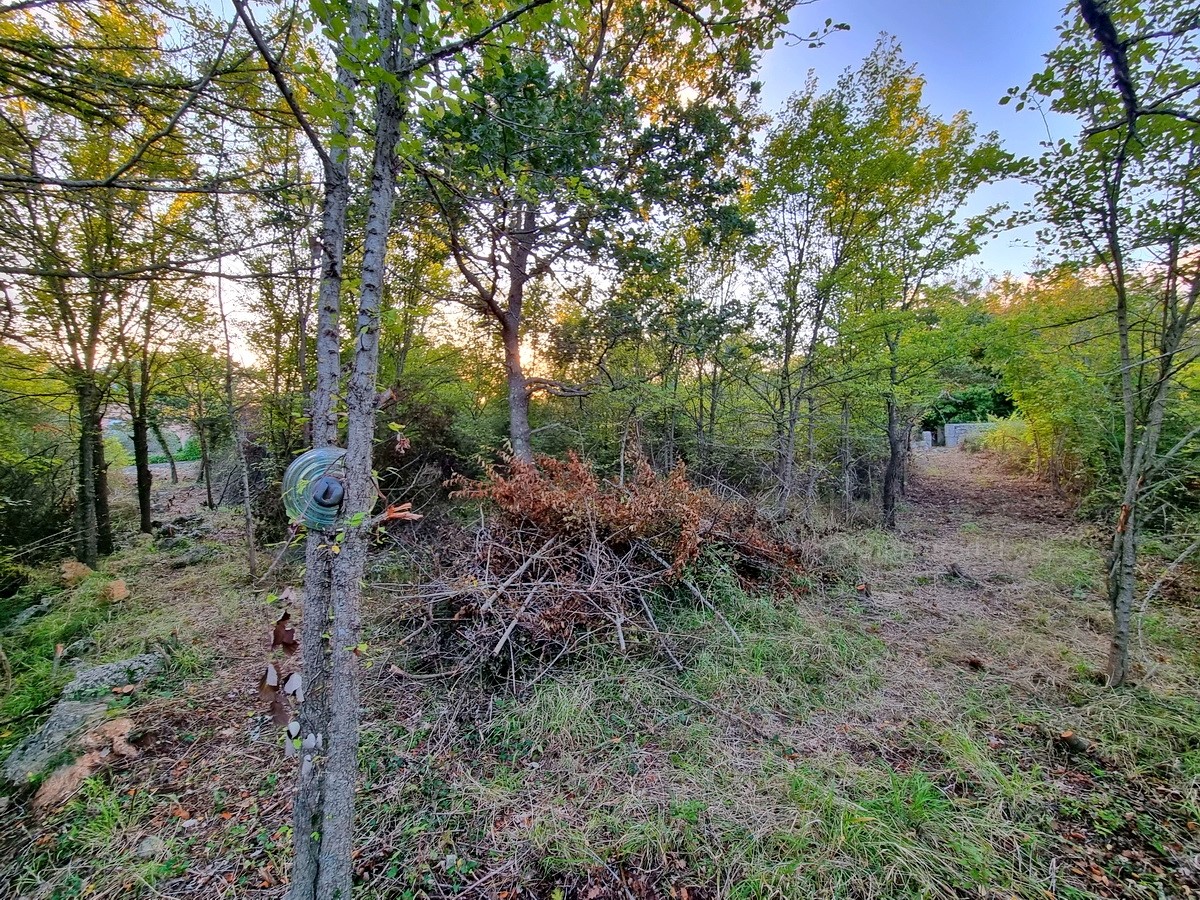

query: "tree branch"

left=232, top=0, right=333, bottom=177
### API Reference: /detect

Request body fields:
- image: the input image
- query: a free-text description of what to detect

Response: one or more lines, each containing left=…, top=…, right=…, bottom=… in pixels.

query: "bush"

left=103, top=435, right=132, bottom=469
left=149, top=435, right=202, bottom=464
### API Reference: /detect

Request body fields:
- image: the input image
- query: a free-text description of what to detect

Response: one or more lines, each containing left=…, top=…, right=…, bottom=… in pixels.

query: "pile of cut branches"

left=388, top=454, right=801, bottom=674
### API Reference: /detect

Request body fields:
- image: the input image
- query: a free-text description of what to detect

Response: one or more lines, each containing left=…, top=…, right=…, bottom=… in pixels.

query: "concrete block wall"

left=944, top=421, right=998, bottom=448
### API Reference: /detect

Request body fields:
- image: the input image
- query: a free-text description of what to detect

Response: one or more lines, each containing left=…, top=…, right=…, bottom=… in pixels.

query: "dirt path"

left=837, top=448, right=1200, bottom=900
left=844, top=449, right=1107, bottom=709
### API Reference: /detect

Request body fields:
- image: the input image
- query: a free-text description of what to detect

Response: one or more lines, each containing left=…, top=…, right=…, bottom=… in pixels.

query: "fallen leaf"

left=33, top=752, right=104, bottom=812
left=270, top=696, right=290, bottom=726
left=283, top=671, right=304, bottom=702
left=259, top=663, right=280, bottom=699
left=272, top=612, right=299, bottom=654
left=171, top=805, right=190, bottom=819
left=382, top=502, right=422, bottom=522
left=80, top=718, right=138, bottom=758
left=61, top=560, right=93, bottom=585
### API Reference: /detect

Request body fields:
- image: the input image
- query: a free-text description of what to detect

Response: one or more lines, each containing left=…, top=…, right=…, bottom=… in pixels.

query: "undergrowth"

left=357, top=553, right=1065, bottom=900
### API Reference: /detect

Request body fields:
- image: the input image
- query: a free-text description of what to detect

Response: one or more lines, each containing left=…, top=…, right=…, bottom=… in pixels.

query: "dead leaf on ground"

left=33, top=751, right=104, bottom=812
left=61, top=560, right=92, bottom=585
left=81, top=717, right=138, bottom=758
left=270, top=697, right=290, bottom=725
left=272, top=612, right=298, bottom=654
left=282, top=671, right=304, bottom=702
left=259, top=663, right=280, bottom=699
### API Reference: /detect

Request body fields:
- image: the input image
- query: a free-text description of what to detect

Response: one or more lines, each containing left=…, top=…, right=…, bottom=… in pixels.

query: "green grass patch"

left=1028, top=538, right=1101, bottom=595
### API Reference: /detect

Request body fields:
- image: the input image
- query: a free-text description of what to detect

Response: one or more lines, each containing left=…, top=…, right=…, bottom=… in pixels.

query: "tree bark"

left=132, top=416, right=153, bottom=533
left=197, top=415, right=215, bottom=509
left=314, top=4, right=406, bottom=893
left=288, top=1, right=403, bottom=896
left=74, top=380, right=99, bottom=567
left=882, top=393, right=904, bottom=530
left=839, top=396, right=852, bottom=516
left=502, top=201, right=537, bottom=464
left=93, top=425, right=113, bottom=556
left=504, top=322, right=533, bottom=463
left=287, top=5, right=367, bottom=897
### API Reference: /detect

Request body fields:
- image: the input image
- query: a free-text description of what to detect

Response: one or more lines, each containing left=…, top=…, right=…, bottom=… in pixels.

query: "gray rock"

left=170, top=547, right=214, bottom=569
left=7, top=599, right=51, bottom=631
left=62, top=654, right=163, bottom=700
left=136, top=835, right=169, bottom=859
left=61, top=637, right=97, bottom=660
left=1, top=700, right=106, bottom=783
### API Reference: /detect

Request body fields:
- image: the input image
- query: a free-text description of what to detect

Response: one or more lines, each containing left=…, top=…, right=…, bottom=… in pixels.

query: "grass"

left=347, top=554, right=1078, bottom=899
left=7, top=453, right=1200, bottom=900
left=1029, top=537, right=1101, bottom=595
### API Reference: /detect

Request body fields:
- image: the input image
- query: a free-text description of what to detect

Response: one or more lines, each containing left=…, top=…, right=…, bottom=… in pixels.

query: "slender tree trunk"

left=216, top=254, right=258, bottom=576
left=74, top=381, right=99, bottom=567
left=93, top=426, right=113, bottom=555
left=1106, top=367, right=1171, bottom=686
left=316, top=6, right=406, bottom=894
left=803, top=395, right=818, bottom=515
left=132, top=415, right=153, bottom=533
left=197, top=417, right=215, bottom=509
left=151, top=421, right=179, bottom=484
left=287, top=1, right=367, bottom=893
left=778, top=389, right=800, bottom=506
left=882, top=393, right=904, bottom=530
left=288, top=1, right=405, bottom=896
left=502, top=202, right=537, bottom=464
left=840, top=396, right=852, bottom=516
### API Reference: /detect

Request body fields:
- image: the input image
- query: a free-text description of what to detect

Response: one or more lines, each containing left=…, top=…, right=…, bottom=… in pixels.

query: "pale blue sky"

left=759, top=0, right=1074, bottom=276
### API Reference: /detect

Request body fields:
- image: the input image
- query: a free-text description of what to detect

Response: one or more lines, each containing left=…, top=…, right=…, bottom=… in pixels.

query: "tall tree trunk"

left=288, top=1, right=404, bottom=896
left=287, top=1, right=367, bottom=893
left=503, top=323, right=533, bottom=463
left=74, top=380, right=99, bottom=567
left=839, top=396, right=852, bottom=516
left=216, top=253, right=258, bottom=576
left=803, top=395, right=818, bottom=515
left=1106, top=364, right=1171, bottom=686
left=316, top=5, right=405, bottom=894
left=777, top=388, right=800, bottom=506
left=132, top=416, right=153, bottom=533
left=197, top=417, right=215, bottom=509
left=882, top=393, right=904, bottom=530
left=503, top=202, right=537, bottom=464
left=93, top=426, right=113, bottom=555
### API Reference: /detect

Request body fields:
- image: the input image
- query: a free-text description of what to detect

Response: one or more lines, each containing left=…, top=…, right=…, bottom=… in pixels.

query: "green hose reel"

left=282, top=447, right=348, bottom=530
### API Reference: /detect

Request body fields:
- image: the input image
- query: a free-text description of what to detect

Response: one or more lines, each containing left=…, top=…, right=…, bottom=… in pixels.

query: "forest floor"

left=1, top=449, right=1198, bottom=899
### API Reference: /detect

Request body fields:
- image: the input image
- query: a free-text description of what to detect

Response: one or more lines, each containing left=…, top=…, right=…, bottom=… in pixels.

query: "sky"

left=758, top=0, right=1073, bottom=276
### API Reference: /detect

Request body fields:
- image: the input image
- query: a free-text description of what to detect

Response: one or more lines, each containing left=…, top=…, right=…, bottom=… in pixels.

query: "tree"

left=236, top=1, right=576, bottom=894
left=418, top=0, right=791, bottom=462
left=1015, top=0, right=1200, bottom=685
left=831, top=41, right=1005, bottom=528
